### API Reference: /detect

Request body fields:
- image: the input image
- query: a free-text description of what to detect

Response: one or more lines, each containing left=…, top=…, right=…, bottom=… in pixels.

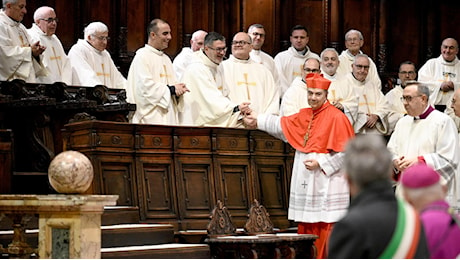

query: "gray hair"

left=344, top=135, right=393, bottom=189
left=406, top=81, right=431, bottom=102
left=353, top=53, right=369, bottom=64
left=248, top=24, right=264, bottom=32
left=345, top=29, right=364, bottom=41
left=204, top=31, right=225, bottom=47
left=320, top=48, right=339, bottom=59
left=33, top=6, right=54, bottom=22
left=84, top=22, right=108, bottom=39
left=3, top=0, right=17, bottom=8
left=191, top=30, right=207, bottom=41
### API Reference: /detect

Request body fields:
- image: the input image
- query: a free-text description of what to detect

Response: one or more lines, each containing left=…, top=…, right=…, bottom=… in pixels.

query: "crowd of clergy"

left=2, top=0, right=460, bottom=258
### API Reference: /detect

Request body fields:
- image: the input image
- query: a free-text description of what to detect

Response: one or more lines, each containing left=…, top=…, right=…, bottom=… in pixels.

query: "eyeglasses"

left=303, top=68, right=321, bottom=73
left=354, top=64, right=370, bottom=70
left=346, top=37, right=361, bottom=42
left=207, top=46, right=227, bottom=53
left=400, top=95, right=422, bottom=102
left=92, top=35, right=110, bottom=41
left=251, top=32, right=265, bottom=38
left=231, top=40, right=251, bottom=46
left=399, top=71, right=416, bottom=76
left=40, top=17, right=59, bottom=23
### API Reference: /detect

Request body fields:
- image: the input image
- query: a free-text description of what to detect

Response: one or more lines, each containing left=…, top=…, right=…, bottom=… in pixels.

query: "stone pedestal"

left=0, top=194, right=118, bottom=258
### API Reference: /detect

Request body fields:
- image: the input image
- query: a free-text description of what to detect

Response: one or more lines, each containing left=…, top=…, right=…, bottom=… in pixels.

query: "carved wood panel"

left=97, top=158, right=136, bottom=207
left=138, top=160, right=177, bottom=219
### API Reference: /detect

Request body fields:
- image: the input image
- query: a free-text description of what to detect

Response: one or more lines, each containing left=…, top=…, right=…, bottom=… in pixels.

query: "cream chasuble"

left=0, top=10, right=46, bottom=82
left=126, top=44, right=183, bottom=125
left=68, top=39, right=126, bottom=89
left=28, top=23, right=72, bottom=85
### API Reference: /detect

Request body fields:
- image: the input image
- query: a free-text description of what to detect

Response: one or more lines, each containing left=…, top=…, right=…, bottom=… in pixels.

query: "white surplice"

left=179, top=50, right=240, bottom=127
left=172, top=47, right=193, bottom=80
left=418, top=55, right=460, bottom=106
left=337, top=50, right=382, bottom=90
left=385, top=84, right=407, bottom=134
left=219, top=55, right=279, bottom=120
left=250, top=49, right=279, bottom=88
left=257, top=113, right=349, bottom=223
left=126, top=44, right=183, bottom=125
left=68, top=39, right=126, bottom=89
left=274, top=46, right=320, bottom=97
left=345, top=73, right=390, bottom=134
left=27, top=23, right=72, bottom=85
left=0, top=10, right=46, bottom=82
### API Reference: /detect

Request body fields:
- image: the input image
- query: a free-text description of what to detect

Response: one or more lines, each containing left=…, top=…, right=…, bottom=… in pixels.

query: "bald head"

left=451, top=88, right=460, bottom=117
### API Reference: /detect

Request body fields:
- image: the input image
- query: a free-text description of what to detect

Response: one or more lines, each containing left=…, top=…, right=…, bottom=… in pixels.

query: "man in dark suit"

left=328, top=135, right=429, bottom=258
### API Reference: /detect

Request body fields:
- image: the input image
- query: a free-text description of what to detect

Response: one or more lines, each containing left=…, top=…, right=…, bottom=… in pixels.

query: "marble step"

left=0, top=223, right=175, bottom=249
left=101, top=243, right=210, bottom=259
left=102, top=223, right=174, bottom=248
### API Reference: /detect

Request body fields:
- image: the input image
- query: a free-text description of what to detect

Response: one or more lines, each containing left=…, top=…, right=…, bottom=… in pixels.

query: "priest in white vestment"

left=172, top=30, right=207, bottom=80
left=418, top=38, right=460, bottom=110
left=0, top=0, right=46, bottom=82
left=336, top=29, right=382, bottom=90
left=274, top=25, right=319, bottom=98
left=126, top=19, right=189, bottom=125
left=179, top=32, right=250, bottom=127
left=385, top=61, right=417, bottom=134
left=248, top=24, right=279, bottom=89
left=347, top=54, right=390, bottom=135
left=219, top=32, right=279, bottom=128
left=27, top=6, right=72, bottom=85
left=321, top=48, right=359, bottom=125
left=68, top=22, right=126, bottom=89
left=388, top=83, right=459, bottom=205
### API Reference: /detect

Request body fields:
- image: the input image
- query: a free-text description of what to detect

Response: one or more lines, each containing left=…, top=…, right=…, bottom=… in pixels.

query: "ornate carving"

left=190, top=138, right=199, bottom=146
left=153, top=137, right=162, bottom=146
left=244, top=199, right=274, bottom=234
left=229, top=139, right=238, bottom=148
left=207, top=200, right=236, bottom=236
left=111, top=135, right=121, bottom=144
left=68, top=112, right=96, bottom=123
left=378, top=44, right=387, bottom=74
left=265, top=141, right=274, bottom=149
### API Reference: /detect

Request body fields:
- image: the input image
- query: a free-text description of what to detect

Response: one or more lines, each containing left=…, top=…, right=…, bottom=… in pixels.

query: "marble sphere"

left=48, top=151, right=94, bottom=194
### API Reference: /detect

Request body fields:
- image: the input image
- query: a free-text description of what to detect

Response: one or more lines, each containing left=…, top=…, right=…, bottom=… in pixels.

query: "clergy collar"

left=414, top=105, right=434, bottom=120
left=346, top=49, right=363, bottom=58
left=440, top=55, right=459, bottom=66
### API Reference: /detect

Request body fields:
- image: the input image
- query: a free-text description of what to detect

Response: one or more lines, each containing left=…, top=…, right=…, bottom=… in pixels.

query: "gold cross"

left=237, top=73, right=256, bottom=100
left=292, top=64, right=303, bottom=77
left=97, top=63, right=110, bottom=86
left=160, top=65, right=172, bottom=84
left=50, top=47, right=62, bottom=76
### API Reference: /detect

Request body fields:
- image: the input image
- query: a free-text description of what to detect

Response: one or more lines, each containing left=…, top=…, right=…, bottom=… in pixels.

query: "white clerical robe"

left=345, top=73, right=390, bottom=134
left=385, top=85, right=407, bottom=134
left=418, top=55, right=460, bottom=106
left=0, top=10, right=46, bottom=82
left=325, top=74, right=359, bottom=126
left=219, top=55, right=279, bottom=120
left=126, top=44, right=183, bottom=125
left=280, top=76, right=358, bottom=126
left=274, top=46, right=320, bottom=97
left=337, top=50, right=382, bottom=90
left=173, top=47, right=193, bottom=80
left=387, top=109, right=460, bottom=200
left=250, top=49, right=279, bottom=87
left=179, top=50, right=240, bottom=127
left=68, top=39, right=126, bottom=89
left=27, top=24, right=72, bottom=85
left=257, top=113, right=349, bottom=223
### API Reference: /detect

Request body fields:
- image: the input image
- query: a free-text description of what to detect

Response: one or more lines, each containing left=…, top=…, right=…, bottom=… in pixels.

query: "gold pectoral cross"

left=160, top=65, right=172, bottom=84
left=237, top=73, right=256, bottom=100
left=303, top=117, right=314, bottom=147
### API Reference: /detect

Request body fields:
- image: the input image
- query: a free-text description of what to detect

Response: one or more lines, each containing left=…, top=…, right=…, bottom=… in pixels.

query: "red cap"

left=400, top=163, right=440, bottom=188
left=305, top=73, right=331, bottom=90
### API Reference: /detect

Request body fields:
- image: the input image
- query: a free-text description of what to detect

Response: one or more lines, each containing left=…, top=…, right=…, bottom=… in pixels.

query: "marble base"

left=0, top=194, right=118, bottom=259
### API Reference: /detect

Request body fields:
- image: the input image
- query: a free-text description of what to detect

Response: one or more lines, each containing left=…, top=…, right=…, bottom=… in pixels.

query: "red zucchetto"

left=305, top=73, right=331, bottom=90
